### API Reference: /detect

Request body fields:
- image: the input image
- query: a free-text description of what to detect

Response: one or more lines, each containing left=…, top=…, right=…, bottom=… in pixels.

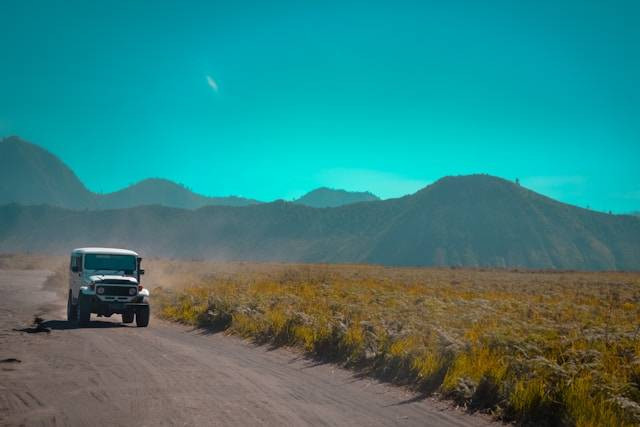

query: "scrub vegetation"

left=152, top=260, right=640, bottom=426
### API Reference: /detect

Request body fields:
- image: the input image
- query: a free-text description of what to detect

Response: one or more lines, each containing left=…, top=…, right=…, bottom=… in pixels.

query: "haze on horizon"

left=0, top=0, right=638, bottom=212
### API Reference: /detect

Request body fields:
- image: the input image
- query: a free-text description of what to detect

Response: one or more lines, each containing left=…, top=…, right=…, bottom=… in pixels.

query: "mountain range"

left=0, top=136, right=376, bottom=209
left=2, top=136, right=640, bottom=270
left=1, top=170, right=639, bottom=269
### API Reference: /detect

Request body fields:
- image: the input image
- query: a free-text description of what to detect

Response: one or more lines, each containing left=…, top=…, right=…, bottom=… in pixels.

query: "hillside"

left=0, top=136, right=95, bottom=208
left=293, top=187, right=379, bottom=207
left=365, top=176, right=640, bottom=269
left=1, top=175, right=639, bottom=270
left=96, top=178, right=258, bottom=209
left=0, top=137, right=258, bottom=209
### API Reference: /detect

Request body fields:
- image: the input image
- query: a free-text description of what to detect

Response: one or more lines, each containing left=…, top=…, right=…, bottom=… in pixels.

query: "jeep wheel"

left=122, top=311, right=134, bottom=324
left=67, top=291, right=78, bottom=322
left=136, top=305, right=150, bottom=327
left=78, top=295, right=91, bottom=326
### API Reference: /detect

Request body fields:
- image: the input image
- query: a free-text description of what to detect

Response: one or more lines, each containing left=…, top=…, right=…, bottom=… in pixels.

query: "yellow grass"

left=151, top=261, right=640, bottom=425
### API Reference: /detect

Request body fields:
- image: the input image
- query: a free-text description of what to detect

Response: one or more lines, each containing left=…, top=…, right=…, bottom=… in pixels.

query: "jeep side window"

left=71, top=255, right=82, bottom=272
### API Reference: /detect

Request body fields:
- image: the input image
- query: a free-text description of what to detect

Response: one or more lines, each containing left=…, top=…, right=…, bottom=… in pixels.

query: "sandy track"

left=0, top=270, right=497, bottom=426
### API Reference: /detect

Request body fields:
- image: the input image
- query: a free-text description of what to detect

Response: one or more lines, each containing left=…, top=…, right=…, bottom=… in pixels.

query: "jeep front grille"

left=97, top=285, right=136, bottom=296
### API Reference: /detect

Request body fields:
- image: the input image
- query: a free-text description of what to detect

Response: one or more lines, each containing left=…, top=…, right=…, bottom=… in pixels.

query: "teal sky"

left=1, top=0, right=638, bottom=211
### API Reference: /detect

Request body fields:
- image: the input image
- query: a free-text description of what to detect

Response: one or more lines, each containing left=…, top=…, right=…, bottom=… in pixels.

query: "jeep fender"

left=139, top=288, right=150, bottom=304
left=79, top=286, right=95, bottom=297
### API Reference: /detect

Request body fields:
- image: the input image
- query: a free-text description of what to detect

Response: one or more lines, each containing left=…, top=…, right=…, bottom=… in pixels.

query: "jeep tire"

left=136, top=305, right=150, bottom=327
left=78, top=294, right=91, bottom=326
left=122, top=311, right=134, bottom=323
left=67, top=291, right=78, bottom=322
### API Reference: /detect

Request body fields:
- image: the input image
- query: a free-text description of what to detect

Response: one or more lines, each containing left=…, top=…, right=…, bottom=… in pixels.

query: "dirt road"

left=0, top=269, right=497, bottom=426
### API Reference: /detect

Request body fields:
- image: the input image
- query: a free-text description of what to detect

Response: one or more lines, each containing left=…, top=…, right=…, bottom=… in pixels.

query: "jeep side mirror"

left=71, top=266, right=79, bottom=273
left=139, top=269, right=145, bottom=275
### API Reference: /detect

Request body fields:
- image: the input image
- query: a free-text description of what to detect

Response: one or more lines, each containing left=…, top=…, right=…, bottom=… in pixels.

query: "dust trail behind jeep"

left=66, top=247, right=150, bottom=327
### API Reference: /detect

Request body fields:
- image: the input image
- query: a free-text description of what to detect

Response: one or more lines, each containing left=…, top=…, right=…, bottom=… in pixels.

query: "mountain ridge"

left=1, top=174, right=639, bottom=270
left=0, top=136, right=94, bottom=209
left=96, top=177, right=259, bottom=209
left=0, top=136, right=256, bottom=209
left=1, top=137, right=381, bottom=209
left=293, top=187, right=380, bottom=208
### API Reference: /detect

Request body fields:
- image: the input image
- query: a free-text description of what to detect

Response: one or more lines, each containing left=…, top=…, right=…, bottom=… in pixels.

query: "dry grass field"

left=4, top=254, right=640, bottom=426
left=151, top=260, right=640, bottom=426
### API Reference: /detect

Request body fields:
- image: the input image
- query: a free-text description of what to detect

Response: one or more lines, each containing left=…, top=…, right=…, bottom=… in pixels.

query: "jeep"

left=66, top=247, right=150, bottom=327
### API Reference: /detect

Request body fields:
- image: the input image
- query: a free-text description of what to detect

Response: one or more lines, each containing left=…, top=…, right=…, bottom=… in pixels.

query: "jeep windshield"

left=84, top=254, right=136, bottom=273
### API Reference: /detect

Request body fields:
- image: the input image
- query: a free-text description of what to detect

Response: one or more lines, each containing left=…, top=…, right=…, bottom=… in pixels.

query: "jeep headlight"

left=96, top=286, right=105, bottom=294
left=128, top=287, right=137, bottom=296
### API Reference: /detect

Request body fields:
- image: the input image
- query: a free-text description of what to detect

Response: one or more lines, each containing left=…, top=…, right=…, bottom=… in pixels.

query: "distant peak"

left=131, top=178, right=185, bottom=187
left=2, top=135, right=35, bottom=146
left=304, top=187, right=377, bottom=196
left=1, top=135, right=22, bottom=142
left=434, top=174, right=515, bottom=184
left=419, top=174, right=521, bottom=192
left=294, top=187, right=379, bottom=208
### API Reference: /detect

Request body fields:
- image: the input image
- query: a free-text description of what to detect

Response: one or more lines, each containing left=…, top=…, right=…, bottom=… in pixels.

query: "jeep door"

left=70, top=253, right=83, bottom=300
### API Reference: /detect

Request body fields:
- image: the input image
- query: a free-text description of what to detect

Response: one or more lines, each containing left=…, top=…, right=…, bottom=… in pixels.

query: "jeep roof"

left=71, top=247, right=139, bottom=257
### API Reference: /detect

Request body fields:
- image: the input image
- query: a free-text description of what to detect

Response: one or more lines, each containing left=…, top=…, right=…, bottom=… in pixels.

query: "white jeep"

left=66, top=247, right=150, bottom=327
